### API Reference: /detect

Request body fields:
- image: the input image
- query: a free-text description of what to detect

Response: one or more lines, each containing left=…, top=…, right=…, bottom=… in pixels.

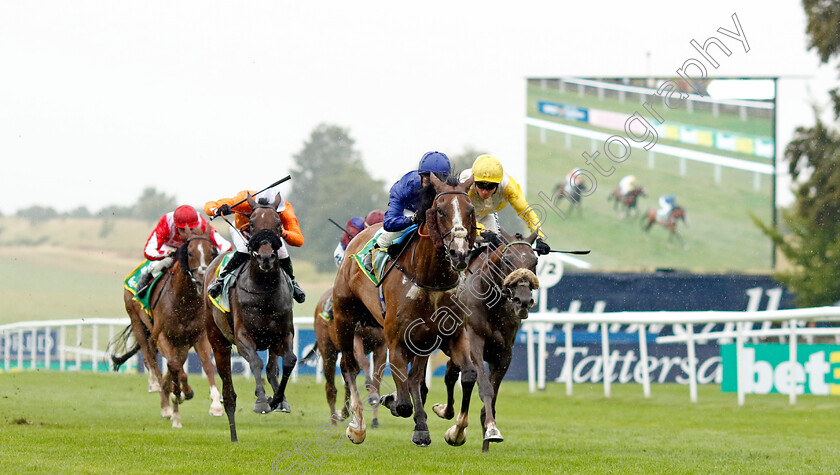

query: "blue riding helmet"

left=417, top=151, right=451, bottom=176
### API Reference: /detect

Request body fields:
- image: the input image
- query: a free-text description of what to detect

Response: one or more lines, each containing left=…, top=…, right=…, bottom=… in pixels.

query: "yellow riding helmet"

left=472, top=155, right=504, bottom=184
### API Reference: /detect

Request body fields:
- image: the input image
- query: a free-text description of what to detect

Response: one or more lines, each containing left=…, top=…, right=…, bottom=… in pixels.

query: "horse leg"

left=322, top=349, right=340, bottom=424
left=269, top=332, right=296, bottom=413
left=233, top=332, right=271, bottom=414
left=469, top=338, right=502, bottom=445
left=156, top=337, right=184, bottom=429
left=193, top=333, right=223, bottom=417
left=215, top=342, right=238, bottom=442
left=408, top=354, right=431, bottom=447
left=353, top=335, right=380, bottom=412
left=379, top=346, right=413, bottom=419
left=368, top=340, right=387, bottom=429
left=265, top=345, right=281, bottom=409
left=338, top=344, right=367, bottom=444
left=444, top=332, right=477, bottom=447
left=433, top=360, right=459, bottom=420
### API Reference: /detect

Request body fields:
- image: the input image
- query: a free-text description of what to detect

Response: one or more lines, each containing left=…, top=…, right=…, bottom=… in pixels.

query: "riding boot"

left=362, top=244, right=379, bottom=274
left=208, top=251, right=249, bottom=299
left=137, top=270, right=153, bottom=293
left=279, top=257, right=306, bottom=304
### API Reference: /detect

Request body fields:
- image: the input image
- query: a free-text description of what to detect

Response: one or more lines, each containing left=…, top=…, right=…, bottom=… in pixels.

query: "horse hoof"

left=380, top=392, right=396, bottom=409
left=170, top=393, right=185, bottom=405
left=275, top=401, right=291, bottom=413
left=209, top=404, right=224, bottom=417
left=366, top=392, right=380, bottom=408
left=161, top=407, right=173, bottom=419
left=483, top=424, right=504, bottom=442
left=253, top=401, right=271, bottom=414
left=346, top=424, right=366, bottom=444
left=371, top=418, right=379, bottom=429
left=171, top=416, right=182, bottom=429
left=394, top=403, right=412, bottom=418
left=412, top=430, right=431, bottom=447
left=148, top=383, right=161, bottom=393
left=184, top=388, right=194, bottom=401
left=444, top=425, right=466, bottom=447
left=433, top=403, right=452, bottom=420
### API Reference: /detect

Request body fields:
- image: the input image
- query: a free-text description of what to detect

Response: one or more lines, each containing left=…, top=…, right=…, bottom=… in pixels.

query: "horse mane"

left=174, top=241, right=191, bottom=276
left=248, top=228, right=283, bottom=252
left=416, top=173, right=459, bottom=223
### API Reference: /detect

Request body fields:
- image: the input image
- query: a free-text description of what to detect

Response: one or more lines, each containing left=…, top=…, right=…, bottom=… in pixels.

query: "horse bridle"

left=184, top=236, right=213, bottom=287
left=488, top=240, right=537, bottom=304
left=430, top=190, right=472, bottom=266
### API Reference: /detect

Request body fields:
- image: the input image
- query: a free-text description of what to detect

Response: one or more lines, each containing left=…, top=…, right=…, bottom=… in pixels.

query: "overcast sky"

left=0, top=0, right=834, bottom=215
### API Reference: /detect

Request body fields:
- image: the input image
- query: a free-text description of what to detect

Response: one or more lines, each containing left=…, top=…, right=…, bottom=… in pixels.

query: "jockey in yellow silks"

left=459, top=154, right=551, bottom=255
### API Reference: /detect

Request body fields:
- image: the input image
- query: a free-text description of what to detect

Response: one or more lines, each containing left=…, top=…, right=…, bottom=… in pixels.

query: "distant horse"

left=608, top=187, right=647, bottom=217
left=205, top=193, right=296, bottom=442
left=115, top=229, right=223, bottom=428
left=433, top=229, right=540, bottom=452
left=553, top=182, right=585, bottom=215
left=302, top=287, right=387, bottom=428
left=332, top=173, right=478, bottom=447
left=643, top=206, right=688, bottom=247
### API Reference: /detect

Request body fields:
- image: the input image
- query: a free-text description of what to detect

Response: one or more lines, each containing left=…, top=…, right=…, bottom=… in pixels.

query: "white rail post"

left=736, top=322, right=745, bottom=406
left=686, top=324, right=698, bottom=403
left=59, top=326, right=66, bottom=371
left=17, top=328, right=24, bottom=370
left=75, top=324, right=82, bottom=370
left=526, top=323, right=536, bottom=393
left=537, top=324, right=549, bottom=391
left=789, top=319, right=798, bottom=405
left=601, top=323, right=611, bottom=398
left=638, top=324, right=651, bottom=398
left=3, top=330, right=9, bottom=372
left=92, top=324, right=99, bottom=373
left=292, top=324, right=299, bottom=383
left=45, top=327, right=51, bottom=371
left=30, top=328, right=37, bottom=370
left=564, top=322, right=573, bottom=396
left=315, top=354, right=323, bottom=384
left=425, top=356, right=433, bottom=389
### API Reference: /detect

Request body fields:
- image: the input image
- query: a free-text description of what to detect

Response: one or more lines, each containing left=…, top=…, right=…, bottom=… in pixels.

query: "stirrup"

left=291, top=281, right=306, bottom=303
left=207, top=279, right=223, bottom=299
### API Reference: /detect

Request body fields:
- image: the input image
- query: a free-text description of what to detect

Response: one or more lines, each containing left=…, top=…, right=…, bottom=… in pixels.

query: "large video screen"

left=526, top=77, right=775, bottom=272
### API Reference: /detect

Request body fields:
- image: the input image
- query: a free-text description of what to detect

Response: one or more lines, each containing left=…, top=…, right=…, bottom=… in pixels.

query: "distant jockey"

left=137, top=205, right=232, bottom=291
left=657, top=194, right=678, bottom=221
left=334, top=209, right=386, bottom=267
left=459, top=155, right=551, bottom=255
left=566, top=168, right=587, bottom=196
left=619, top=175, right=637, bottom=198
left=203, top=183, right=306, bottom=303
left=362, top=152, right=451, bottom=270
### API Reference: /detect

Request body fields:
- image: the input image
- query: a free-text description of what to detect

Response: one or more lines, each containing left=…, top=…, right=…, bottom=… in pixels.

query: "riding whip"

left=549, top=249, right=591, bottom=255
left=229, top=175, right=292, bottom=209
left=328, top=218, right=351, bottom=236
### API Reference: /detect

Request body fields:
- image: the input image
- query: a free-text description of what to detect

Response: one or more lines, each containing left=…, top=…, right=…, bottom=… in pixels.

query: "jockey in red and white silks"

left=142, top=205, right=232, bottom=283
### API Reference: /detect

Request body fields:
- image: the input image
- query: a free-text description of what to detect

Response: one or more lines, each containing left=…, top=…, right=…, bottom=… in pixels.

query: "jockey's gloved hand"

left=215, top=204, right=232, bottom=217
left=534, top=238, right=551, bottom=255
left=410, top=211, right=422, bottom=224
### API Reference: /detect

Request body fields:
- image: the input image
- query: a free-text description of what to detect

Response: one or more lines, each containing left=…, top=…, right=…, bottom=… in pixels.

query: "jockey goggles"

left=475, top=181, right=499, bottom=191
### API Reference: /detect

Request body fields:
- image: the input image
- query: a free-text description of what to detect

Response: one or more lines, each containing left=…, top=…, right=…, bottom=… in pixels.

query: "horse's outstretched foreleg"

left=368, top=340, right=387, bottom=428
left=269, top=336, right=295, bottom=413
left=234, top=333, right=270, bottom=414
left=444, top=331, right=477, bottom=447
left=339, top=344, right=366, bottom=444
left=380, top=345, right=413, bottom=419
left=193, top=333, right=223, bottom=417
left=470, top=337, right=503, bottom=445
left=156, top=337, right=184, bottom=429
left=408, top=354, right=431, bottom=446
left=433, top=359, right=459, bottom=420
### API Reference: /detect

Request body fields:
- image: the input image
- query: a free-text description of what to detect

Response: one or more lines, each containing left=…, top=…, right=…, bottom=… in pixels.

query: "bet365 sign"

left=721, top=344, right=840, bottom=395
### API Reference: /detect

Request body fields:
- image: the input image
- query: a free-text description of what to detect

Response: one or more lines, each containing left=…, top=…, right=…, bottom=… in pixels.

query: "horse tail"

left=109, top=324, right=146, bottom=371
left=298, top=345, right=319, bottom=367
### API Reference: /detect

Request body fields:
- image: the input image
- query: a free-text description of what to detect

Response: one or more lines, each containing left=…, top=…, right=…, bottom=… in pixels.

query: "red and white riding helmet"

left=173, top=205, right=200, bottom=229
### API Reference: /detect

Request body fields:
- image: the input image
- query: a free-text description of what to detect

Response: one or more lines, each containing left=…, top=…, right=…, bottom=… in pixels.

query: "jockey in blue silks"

left=362, top=151, right=451, bottom=269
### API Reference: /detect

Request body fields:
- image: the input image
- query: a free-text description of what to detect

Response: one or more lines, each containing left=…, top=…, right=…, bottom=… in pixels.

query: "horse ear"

left=246, top=193, right=256, bottom=210
left=526, top=229, right=540, bottom=244
left=429, top=172, right=443, bottom=191
left=461, top=175, right=474, bottom=192
left=271, top=193, right=284, bottom=210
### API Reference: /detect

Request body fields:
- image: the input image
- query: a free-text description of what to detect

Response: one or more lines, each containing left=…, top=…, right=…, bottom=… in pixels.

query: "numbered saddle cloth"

left=351, top=225, right=418, bottom=285
left=124, top=260, right=166, bottom=317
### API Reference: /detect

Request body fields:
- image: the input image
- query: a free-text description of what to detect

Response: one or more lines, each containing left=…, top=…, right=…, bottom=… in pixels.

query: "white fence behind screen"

left=4, top=308, right=840, bottom=407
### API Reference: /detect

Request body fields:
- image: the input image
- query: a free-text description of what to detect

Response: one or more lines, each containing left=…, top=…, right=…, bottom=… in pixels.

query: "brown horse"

left=304, top=287, right=387, bottom=428
left=433, top=230, right=540, bottom=452
left=332, top=173, right=478, bottom=447
left=643, top=206, right=688, bottom=247
left=553, top=182, right=584, bottom=215
left=608, top=186, right=646, bottom=217
left=205, top=193, right=297, bottom=442
left=115, top=229, right=223, bottom=428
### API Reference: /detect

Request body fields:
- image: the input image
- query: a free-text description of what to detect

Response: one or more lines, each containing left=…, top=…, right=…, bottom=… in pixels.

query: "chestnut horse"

left=553, top=182, right=584, bottom=215
left=205, top=193, right=297, bottom=442
left=115, top=229, right=223, bottom=428
left=433, top=230, right=540, bottom=452
left=332, top=174, right=477, bottom=447
left=305, top=287, right=387, bottom=427
left=643, top=206, right=688, bottom=247
left=608, top=186, right=646, bottom=217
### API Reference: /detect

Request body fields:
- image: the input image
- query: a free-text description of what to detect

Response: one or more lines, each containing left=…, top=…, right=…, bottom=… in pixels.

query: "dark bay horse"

left=304, top=287, right=387, bottom=427
left=205, top=193, right=296, bottom=442
left=643, top=206, right=688, bottom=247
left=553, top=182, right=584, bottom=215
left=332, top=174, right=478, bottom=447
left=433, top=230, right=540, bottom=452
left=115, top=229, right=223, bottom=428
left=608, top=186, right=646, bottom=217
